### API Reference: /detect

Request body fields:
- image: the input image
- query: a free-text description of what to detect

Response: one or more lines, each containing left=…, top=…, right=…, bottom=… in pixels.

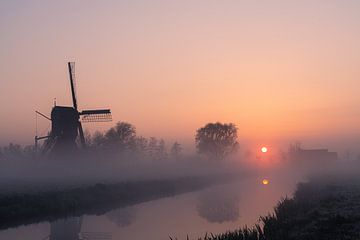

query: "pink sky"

left=1, top=1, right=360, bottom=153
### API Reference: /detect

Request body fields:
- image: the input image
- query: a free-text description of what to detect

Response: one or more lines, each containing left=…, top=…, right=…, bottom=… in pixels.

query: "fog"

left=1, top=118, right=359, bottom=239
left=2, top=131, right=360, bottom=239
left=0, top=153, right=246, bottom=193
left=0, top=140, right=352, bottom=194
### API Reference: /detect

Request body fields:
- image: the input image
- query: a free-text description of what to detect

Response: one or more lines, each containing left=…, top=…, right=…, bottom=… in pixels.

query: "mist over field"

left=0, top=127, right=352, bottom=195
left=0, top=153, right=242, bottom=193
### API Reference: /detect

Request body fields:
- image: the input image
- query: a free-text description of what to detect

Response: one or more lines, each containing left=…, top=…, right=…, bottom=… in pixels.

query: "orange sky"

left=1, top=1, right=360, bottom=153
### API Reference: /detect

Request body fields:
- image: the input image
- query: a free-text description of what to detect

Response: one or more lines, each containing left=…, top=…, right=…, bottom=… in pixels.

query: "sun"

left=262, top=179, right=269, bottom=185
left=261, top=146, right=268, bottom=153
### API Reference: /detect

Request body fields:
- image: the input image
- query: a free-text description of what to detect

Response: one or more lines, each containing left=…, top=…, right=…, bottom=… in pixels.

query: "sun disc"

left=262, top=179, right=269, bottom=185
left=261, top=147, right=268, bottom=153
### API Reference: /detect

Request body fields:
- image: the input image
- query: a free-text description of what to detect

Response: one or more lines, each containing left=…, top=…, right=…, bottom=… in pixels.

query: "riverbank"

left=0, top=173, right=242, bottom=230
left=197, top=175, right=360, bottom=240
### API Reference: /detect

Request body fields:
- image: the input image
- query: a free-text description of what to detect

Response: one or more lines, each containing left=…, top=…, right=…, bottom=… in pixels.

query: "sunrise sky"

left=1, top=1, right=360, bottom=153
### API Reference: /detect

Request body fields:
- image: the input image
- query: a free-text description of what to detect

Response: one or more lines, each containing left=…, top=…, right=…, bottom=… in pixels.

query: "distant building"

left=292, top=148, right=338, bottom=166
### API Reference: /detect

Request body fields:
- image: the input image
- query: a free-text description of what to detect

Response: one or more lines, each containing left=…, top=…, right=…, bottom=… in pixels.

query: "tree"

left=157, top=139, right=167, bottom=160
left=170, top=142, right=182, bottom=159
left=147, top=137, right=167, bottom=161
left=147, top=137, right=158, bottom=159
left=104, top=122, right=137, bottom=151
left=23, top=145, right=36, bottom=158
left=195, top=122, right=239, bottom=160
left=2, top=143, right=23, bottom=160
left=91, top=131, right=106, bottom=148
left=134, top=136, right=148, bottom=154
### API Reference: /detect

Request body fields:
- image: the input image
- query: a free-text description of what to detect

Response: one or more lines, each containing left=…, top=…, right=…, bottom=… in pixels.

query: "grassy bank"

left=194, top=175, right=360, bottom=240
left=0, top=174, right=239, bottom=230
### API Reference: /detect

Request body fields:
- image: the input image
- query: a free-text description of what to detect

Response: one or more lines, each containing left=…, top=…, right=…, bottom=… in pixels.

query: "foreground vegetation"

left=192, top=175, right=360, bottom=240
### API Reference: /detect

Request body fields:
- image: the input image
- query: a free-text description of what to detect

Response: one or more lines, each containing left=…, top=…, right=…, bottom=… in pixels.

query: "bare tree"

left=23, top=145, right=36, bottom=159
left=157, top=139, right=167, bottom=160
left=147, top=137, right=158, bottom=159
left=2, top=143, right=23, bottom=160
left=195, top=122, right=239, bottom=160
left=134, top=136, right=148, bottom=154
left=147, top=137, right=167, bottom=161
left=170, top=142, right=182, bottom=159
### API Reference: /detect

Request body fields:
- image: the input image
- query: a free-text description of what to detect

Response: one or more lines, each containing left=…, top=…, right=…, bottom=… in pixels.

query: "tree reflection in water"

left=106, top=206, right=137, bottom=227
left=197, top=186, right=240, bottom=223
left=50, top=217, right=82, bottom=240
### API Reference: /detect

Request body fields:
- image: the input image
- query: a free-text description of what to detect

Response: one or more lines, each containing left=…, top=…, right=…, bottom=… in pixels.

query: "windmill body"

left=50, top=106, right=80, bottom=154
left=48, top=217, right=112, bottom=240
left=36, top=62, right=112, bottom=156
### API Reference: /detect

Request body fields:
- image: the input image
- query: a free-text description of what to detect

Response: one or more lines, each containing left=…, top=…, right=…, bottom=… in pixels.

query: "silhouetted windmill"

left=35, top=62, right=112, bottom=155
left=40, top=217, right=112, bottom=240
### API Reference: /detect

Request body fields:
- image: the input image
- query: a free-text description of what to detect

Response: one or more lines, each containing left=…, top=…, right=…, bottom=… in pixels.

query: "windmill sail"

left=68, top=62, right=78, bottom=110
left=80, top=109, right=112, bottom=122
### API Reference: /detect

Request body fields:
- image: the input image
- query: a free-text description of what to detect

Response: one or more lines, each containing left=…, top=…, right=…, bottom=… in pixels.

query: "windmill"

left=35, top=62, right=112, bottom=155
left=40, top=217, right=112, bottom=240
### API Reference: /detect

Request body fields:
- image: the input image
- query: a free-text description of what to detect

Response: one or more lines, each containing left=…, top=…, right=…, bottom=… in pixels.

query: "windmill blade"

left=80, top=109, right=112, bottom=122
left=68, top=62, right=78, bottom=110
left=41, top=135, right=56, bottom=155
left=78, top=121, right=86, bottom=148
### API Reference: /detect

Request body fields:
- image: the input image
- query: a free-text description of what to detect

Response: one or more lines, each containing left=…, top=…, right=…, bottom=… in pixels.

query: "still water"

left=0, top=175, right=296, bottom=240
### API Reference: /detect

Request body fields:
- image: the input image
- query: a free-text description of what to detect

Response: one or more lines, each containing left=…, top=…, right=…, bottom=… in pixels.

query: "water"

left=0, top=175, right=296, bottom=240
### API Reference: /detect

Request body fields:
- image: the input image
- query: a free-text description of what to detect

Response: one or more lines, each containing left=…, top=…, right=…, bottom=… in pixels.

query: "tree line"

left=84, top=121, right=183, bottom=161
left=0, top=121, right=239, bottom=161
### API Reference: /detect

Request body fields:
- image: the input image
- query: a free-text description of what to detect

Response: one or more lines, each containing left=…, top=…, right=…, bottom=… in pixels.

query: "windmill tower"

left=35, top=62, right=112, bottom=155
left=40, top=217, right=112, bottom=240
